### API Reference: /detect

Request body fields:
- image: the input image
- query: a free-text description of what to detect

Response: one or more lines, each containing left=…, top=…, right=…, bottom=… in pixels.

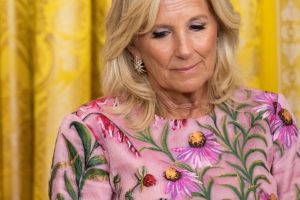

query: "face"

left=131, top=0, right=218, bottom=95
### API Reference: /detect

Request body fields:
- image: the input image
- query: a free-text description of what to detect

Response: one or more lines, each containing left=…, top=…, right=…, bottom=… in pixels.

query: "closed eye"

left=189, top=24, right=206, bottom=31
left=152, top=31, right=170, bottom=39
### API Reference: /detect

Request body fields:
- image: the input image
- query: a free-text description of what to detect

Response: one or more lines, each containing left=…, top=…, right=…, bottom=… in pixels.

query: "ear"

left=127, top=40, right=142, bottom=58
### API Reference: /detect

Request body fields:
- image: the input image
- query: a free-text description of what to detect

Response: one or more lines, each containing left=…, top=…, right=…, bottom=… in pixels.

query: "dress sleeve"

left=49, top=114, right=113, bottom=200
left=272, top=94, right=300, bottom=199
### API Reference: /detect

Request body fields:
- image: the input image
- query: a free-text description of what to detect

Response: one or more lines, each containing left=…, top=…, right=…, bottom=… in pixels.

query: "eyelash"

left=152, top=31, right=170, bottom=39
left=151, top=24, right=206, bottom=39
left=190, top=24, right=206, bottom=31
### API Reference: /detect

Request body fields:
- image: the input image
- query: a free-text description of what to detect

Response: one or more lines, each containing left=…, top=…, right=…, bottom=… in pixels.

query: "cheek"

left=194, top=34, right=218, bottom=68
left=195, top=34, right=217, bottom=55
left=140, top=43, right=172, bottom=71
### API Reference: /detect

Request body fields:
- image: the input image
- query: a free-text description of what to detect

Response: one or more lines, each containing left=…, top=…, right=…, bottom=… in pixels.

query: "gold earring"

left=134, top=56, right=146, bottom=74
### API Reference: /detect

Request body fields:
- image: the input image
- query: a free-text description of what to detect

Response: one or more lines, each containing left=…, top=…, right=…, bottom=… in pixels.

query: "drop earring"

left=134, top=56, right=146, bottom=74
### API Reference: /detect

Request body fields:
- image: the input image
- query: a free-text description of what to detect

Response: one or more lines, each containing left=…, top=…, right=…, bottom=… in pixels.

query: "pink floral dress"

left=49, top=88, right=300, bottom=200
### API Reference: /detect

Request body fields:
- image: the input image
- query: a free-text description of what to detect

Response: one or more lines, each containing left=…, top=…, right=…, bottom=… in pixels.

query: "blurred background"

left=0, top=0, right=299, bottom=199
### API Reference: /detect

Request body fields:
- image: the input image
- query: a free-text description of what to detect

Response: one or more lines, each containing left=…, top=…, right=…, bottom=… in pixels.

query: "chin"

left=170, top=81, right=208, bottom=94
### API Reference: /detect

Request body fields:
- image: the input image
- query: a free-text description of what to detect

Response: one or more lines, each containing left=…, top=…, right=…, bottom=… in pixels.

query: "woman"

left=49, top=0, right=300, bottom=199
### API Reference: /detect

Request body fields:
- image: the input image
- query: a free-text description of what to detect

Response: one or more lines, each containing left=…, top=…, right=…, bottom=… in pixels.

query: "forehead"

left=158, top=0, right=211, bottom=15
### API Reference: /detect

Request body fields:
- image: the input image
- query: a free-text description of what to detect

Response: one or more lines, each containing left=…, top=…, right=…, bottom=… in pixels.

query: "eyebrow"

left=153, top=14, right=209, bottom=29
left=190, top=14, right=209, bottom=21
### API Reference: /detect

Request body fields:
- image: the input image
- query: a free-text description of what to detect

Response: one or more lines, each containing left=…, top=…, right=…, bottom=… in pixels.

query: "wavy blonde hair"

left=102, top=0, right=241, bottom=131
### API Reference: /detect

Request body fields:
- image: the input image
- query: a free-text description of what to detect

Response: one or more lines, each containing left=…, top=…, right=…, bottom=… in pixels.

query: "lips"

left=171, top=62, right=199, bottom=72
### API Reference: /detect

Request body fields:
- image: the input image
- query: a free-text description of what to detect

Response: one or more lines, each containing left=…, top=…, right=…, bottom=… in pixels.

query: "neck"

left=156, top=86, right=211, bottom=119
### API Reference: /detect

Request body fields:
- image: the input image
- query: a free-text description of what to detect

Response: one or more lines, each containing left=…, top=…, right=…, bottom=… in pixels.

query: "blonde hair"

left=102, top=0, right=241, bottom=131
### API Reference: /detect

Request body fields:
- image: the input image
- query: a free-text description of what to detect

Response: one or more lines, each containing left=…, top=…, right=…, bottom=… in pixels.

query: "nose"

left=174, top=31, right=193, bottom=60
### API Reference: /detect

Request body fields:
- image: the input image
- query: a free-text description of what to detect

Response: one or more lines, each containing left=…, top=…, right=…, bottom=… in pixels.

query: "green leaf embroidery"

left=296, top=184, right=300, bottom=200
left=197, top=121, right=222, bottom=140
left=248, top=160, right=269, bottom=176
left=229, top=121, right=247, bottom=136
left=244, top=134, right=268, bottom=148
left=134, top=128, right=158, bottom=145
left=176, top=162, right=194, bottom=172
left=64, top=171, right=78, bottom=200
left=192, top=192, right=206, bottom=198
left=92, top=140, right=100, bottom=150
left=253, top=175, right=270, bottom=185
left=226, top=161, right=249, bottom=182
left=218, top=103, right=235, bottom=119
left=134, top=124, right=175, bottom=162
left=217, top=173, right=238, bottom=178
left=238, top=174, right=245, bottom=199
left=160, top=123, right=175, bottom=162
left=244, top=149, right=267, bottom=163
left=125, top=192, right=135, bottom=200
left=199, top=166, right=218, bottom=180
left=246, top=183, right=261, bottom=199
left=205, top=178, right=214, bottom=199
left=83, top=168, right=109, bottom=181
left=273, top=140, right=284, bottom=157
left=204, top=99, right=270, bottom=199
left=221, top=184, right=242, bottom=199
left=63, top=135, right=83, bottom=189
left=49, top=162, right=61, bottom=198
left=70, top=121, right=92, bottom=163
left=251, top=123, right=266, bottom=133
left=236, top=103, right=252, bottom=111
left=87, top=155, right=107, bottom=168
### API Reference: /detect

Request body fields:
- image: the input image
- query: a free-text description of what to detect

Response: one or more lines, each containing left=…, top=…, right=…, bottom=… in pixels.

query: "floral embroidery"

left=75, top=97, right=107, bottom=119
left=170, top=119, right=187, bottom=131
left=271, top=105, right=298, bottom=148
left=75, top=97, right=119, bottom=119
left=97, top=114, right=115, bottom=137
left=253, top=92, right=298, bottom=148
left=153, top=115, right=165, bottom=129
left=172, top=131, right=222, bottom=168
left=97, top=114, right=140, bottom=157
left=125, top=167, right=156, bottom=199
left=253, top=92, right=277, bottom=121
left=258, top=190, right=277, bottom=200
left=164, top=167, right=201, bottom=200
left=49, top=121, right=109, bottom=199
left=143, top=174, right=157, bottom=187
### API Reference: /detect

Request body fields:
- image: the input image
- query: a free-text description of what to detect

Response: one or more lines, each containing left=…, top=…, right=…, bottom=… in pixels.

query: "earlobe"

left=127, top=40, right=141, bottom=58
left=127, top=42, right=146, bottom=74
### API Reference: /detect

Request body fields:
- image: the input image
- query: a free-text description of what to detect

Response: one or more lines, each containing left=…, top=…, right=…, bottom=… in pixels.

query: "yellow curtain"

left=233, top=0, right=300, bottom=122
left=0, top=0, right=299, bottom=199
left=0, top=0, right=110, bottom=199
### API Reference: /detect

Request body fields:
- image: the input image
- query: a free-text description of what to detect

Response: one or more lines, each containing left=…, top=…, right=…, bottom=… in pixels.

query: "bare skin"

left=129, top=0, right=218, bottom=119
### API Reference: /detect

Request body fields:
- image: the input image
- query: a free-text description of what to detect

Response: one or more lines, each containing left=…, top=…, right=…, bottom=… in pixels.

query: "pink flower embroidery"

left=153, top=115, right=165, bottom=129
left=96, top=114, right=140, bottom=157
left=164, top=167, right=201, bottom=200
left=75, top=97, right=108, bottom=119
left=258, top=190, right=277, bottom=200
left=172, top=131, right=222, bottom=168
left=253, top=92, right=277, bottom=121
left=253, top=92, right=298, bottom=148
left=170, top=119, right=187, bottom=131
left=75, top=97, right=119, bottom=120
left=271, top=105, right=298, bottom=148
left=97, top=114, right=115, bottom=138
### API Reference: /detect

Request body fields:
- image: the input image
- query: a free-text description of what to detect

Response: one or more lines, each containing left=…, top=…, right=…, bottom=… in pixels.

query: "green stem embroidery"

left=199, top=106, right=269, bottom=200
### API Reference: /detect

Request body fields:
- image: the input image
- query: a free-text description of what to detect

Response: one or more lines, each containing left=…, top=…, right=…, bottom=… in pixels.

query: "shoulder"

left=232, top=87, right=294, bottom=114
left=58, top=96, right=123, bottom=141
left=230, top=86, right=294, bottom=119
left=73, top=96, right=119, bottom=121
left=231, top=86, right=279, bottom=105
